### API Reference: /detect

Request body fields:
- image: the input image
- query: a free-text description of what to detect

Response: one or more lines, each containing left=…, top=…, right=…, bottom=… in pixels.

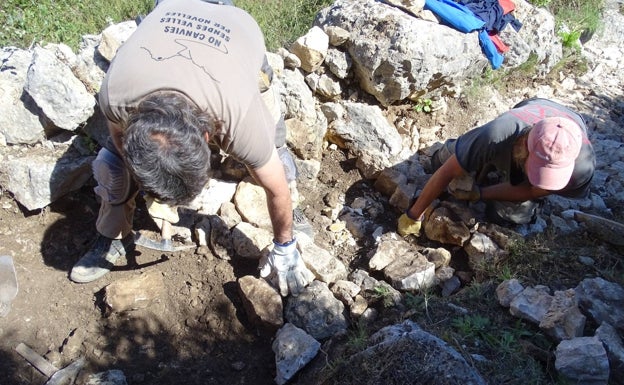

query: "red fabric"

left=489, top=33, right=510, bottom=53
left=498, top=0, right=515, bottom=14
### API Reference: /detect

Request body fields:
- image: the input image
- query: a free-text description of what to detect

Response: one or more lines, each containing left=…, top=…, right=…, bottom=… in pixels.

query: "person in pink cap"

left=398, top=98, right=595, bottom=235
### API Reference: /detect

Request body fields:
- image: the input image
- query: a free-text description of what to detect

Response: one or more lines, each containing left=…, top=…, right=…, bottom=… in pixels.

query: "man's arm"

left=247, top=148, right=294, bottom=243
left=250, top=148, right=314, bottom=297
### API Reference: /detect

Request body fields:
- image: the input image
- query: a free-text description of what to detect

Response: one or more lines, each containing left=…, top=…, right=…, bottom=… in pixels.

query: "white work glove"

left=259, top=239, right=314, bottom=297
left=144, top=194, right=179, bottom=223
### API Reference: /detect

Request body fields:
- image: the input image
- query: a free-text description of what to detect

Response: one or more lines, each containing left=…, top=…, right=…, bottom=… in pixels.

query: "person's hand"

left=398, top=213, right=422, bottom=236
left=259, top=239, right=314, bottom=297
left=448, top=180, right=481, bottom=202
left=144, top=195, right=179, bottom=223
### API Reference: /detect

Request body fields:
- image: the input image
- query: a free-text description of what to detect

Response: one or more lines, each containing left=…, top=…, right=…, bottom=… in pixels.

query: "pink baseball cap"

left=525, top=117, right=583, bottom=191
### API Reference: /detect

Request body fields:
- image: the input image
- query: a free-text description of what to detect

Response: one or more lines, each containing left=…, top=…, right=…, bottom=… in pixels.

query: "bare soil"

left=1, top=73, right=623, bottom=385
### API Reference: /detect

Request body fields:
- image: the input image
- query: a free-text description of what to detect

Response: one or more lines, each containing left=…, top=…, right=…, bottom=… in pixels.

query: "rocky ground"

left=0, top=80, right=621, bottom=385
left=1, top=2, right=624, bottom=385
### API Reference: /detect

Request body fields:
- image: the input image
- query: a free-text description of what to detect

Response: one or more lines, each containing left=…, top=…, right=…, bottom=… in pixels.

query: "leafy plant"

left=452, top=314, right=492, bottom=339
left=558, top=29, right=582, bottom=50
left=530, top=0, right=605, bottom=51
left=464, top=65, right=505, bottom=98
left=81, top=134, right=99, bottom=154
left=413, top=98, right=433, bottom=113
left=464, top=280, right=490, bottom=301
left=452, top=315, right=537, bottom=358
left=515, top=52, right=540, bottom=74
left=372, top=284, right=395, bottom=308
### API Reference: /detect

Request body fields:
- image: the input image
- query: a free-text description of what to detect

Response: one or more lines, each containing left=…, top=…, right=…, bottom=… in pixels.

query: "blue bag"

left=424, top=0, right=486, bottom=33
left=478, top=29, right=503, bottom=69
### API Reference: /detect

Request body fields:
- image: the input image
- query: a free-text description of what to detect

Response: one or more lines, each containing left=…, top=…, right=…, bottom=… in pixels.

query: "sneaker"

left=70, top=233, right=134, bottom=283
left=293, top=208, right=314, bottom=239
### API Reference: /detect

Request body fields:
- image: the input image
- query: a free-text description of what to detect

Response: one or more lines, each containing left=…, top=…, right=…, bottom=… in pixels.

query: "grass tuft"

left=0, top=0, right=153, bottom=50
left=0, top=0, right=333, bottom=52
left=236, top=0, right=334, bottom=51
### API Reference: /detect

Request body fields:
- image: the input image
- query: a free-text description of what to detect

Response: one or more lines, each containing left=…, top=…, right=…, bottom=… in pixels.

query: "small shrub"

left=404, top=289, right=435, bottom=321
left=372, top=284, right=395, bottom=308
left=452, top=314, right=491, bottom=339
left=559, top=29, right=582, bottom=50
left=413, top=98, right=434, bottom=113
left=542, top=0, right=604, bottom=51
left=405, top=292, right=424, bottom=310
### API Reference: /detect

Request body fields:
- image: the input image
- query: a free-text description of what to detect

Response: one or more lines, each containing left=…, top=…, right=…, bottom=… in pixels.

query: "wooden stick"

left=574, top=211, right=624, bottom=246
left=15, top=342, right=58, bottom=378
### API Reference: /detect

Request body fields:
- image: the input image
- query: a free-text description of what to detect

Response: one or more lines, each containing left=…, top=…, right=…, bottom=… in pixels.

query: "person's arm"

left=247, top=148, right=294, bottom=244
left=406, top=154, right=467, bottom=220
left=480, top=182, right=550, bottom=201
left=250, top=148, right=314, bottom=297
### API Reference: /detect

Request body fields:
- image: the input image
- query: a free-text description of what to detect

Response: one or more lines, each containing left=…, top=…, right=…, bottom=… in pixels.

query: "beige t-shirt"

left=99, top=0, right=275, bottom=169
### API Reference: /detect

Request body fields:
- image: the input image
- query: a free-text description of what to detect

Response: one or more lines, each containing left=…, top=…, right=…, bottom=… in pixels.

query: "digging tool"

left=15, top=342, right=85, bottom=385
left=573, top=210, right=624, bottom=246
left=133, top=223, right=195, bottom=253
left=139, top=196, right=193, bottom=252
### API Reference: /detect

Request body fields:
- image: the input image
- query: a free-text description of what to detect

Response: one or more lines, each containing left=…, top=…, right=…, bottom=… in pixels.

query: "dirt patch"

left=0, top=187, right=276, bottom=384
left=0, top=98, right=496, bottom=385
left=0, top=140, right=379, bottom=385
left=1, top=71, right=623, bottom=385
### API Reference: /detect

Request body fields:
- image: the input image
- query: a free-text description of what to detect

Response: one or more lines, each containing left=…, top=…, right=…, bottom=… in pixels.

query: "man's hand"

left=398, top=213, right=422, bottom=236
left=144, top=195, right=179, bottom=223
left=259, top=239, right=314, bottom=297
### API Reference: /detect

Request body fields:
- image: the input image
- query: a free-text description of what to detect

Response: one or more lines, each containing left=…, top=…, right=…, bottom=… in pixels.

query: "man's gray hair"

left=123, top=91, right=216, bottom=205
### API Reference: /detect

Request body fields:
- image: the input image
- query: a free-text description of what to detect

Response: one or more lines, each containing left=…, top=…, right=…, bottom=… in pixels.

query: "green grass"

left=372, top=284, right=396, bottom=308
left=0, top=0, right=153, bottom=50
left=345, top=321, right=370, bottom=352
left=1, top=0, right=604, bottom=57
left=236, top=0, right=334, bottom=51
left=0, top=0, right=333, bottom=52
left=529, top=0, right=604, bottom=43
